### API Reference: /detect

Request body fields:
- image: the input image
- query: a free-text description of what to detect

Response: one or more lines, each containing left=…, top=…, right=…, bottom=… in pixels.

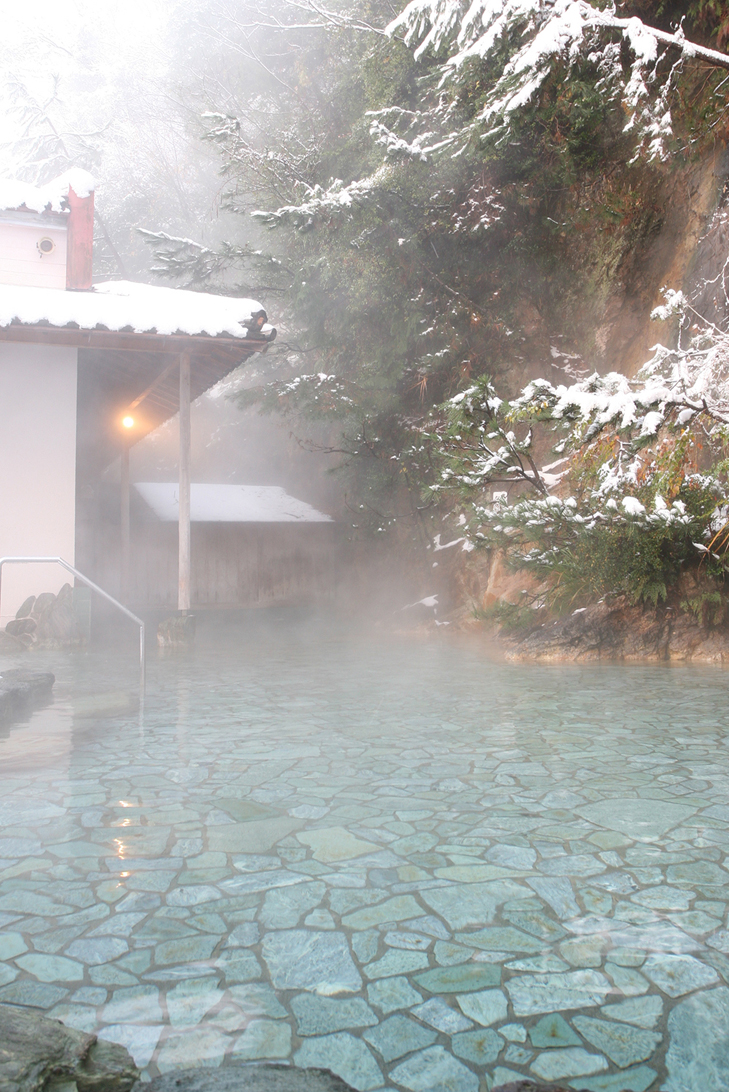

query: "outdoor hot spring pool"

left=1, top=610, right=728, bottom=1091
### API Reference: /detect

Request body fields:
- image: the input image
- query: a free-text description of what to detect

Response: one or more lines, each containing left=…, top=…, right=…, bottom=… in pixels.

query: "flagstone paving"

left=1, top=613, right=729, bottom=1090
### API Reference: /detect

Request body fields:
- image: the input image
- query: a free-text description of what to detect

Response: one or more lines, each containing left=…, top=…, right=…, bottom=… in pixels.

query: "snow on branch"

left=428, top=353, right=729, bottom=606
left=139, top=229, right=286, bottom=293
left=430, top=289, right=729, bottom=580
left=512, top=310, right=729, bottom=441
left=219, top=0, right=388, bottom=35
left=252, top=167, right=392, bottom=229
left=245, top=1, right=729, bottom=231
left=236, top=371, right=359, bottom=417
left=387, top=0, right=729, bottom=161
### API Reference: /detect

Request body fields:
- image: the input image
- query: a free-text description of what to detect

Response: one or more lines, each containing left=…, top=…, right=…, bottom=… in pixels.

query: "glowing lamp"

left=122, top=415, right=135, bottom=429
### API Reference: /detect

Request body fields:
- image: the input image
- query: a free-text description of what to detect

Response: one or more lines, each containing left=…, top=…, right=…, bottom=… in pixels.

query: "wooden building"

left=0, top=170, right=278, bottom=623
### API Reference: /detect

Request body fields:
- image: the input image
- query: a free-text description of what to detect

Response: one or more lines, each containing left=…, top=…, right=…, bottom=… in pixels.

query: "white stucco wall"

left=0, top=343, right=77, bottom=622
left=0, top=214, right=68, bottom=289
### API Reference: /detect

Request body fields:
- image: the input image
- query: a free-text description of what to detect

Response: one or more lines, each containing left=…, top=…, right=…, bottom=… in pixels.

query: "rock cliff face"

left=438, top=145, right=729, bottom=662
left=504, top=597, right=729, bottom=664
left=597, top=146, right=729, bottom=379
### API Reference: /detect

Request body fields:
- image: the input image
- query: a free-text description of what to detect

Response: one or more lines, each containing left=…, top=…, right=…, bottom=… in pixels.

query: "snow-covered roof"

left=135, top=483, right=333, bottom=523
left=0, top=169, right=96, bottom=215
left=0, top=279, right=269, bottom=340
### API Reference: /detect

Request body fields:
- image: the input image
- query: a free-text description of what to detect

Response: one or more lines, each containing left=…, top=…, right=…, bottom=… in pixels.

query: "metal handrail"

left=0, top=557, right=145, bottom=689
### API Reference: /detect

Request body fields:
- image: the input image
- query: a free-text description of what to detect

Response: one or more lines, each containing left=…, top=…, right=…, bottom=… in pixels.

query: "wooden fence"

left=79, top=521, right=342, bottom=611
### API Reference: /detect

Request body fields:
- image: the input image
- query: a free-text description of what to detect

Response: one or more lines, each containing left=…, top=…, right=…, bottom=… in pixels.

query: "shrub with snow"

left=429, top=289, right=729, bottom=607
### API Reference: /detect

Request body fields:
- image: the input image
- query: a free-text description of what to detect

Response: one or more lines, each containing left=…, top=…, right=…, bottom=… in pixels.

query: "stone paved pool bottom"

left=1, top=611, right=728, bottom=1092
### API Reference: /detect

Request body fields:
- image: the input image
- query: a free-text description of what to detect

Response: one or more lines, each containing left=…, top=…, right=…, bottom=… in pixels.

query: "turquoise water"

left=1, top=611, right=728, bottom=1090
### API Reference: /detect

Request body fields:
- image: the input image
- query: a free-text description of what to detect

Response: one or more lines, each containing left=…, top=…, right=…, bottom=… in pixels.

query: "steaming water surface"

left=1, top=611, right=728, bottom=1090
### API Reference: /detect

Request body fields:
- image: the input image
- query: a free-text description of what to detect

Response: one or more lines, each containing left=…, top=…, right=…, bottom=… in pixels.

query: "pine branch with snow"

left=387, top=0, right=729, bottom=162
left=237, top=370, right=360, bottom=417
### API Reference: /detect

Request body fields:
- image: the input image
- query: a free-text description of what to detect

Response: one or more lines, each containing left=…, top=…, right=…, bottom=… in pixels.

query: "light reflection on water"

left=1, top=609, right=728, bottom=1090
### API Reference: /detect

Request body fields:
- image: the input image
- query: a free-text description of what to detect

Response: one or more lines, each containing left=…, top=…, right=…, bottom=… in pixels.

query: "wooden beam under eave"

left=0, top=323, right=270, bottom=356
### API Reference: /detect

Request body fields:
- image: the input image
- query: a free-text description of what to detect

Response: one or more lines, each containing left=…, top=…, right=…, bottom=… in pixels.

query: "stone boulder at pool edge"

left=0, top=1002, right=138, bottom=1091
left=0, top=669, right=54, bottom=720
left=140, top=1068, right=358, bottom=1091
left=141, top=1076, right=577, bottom=1092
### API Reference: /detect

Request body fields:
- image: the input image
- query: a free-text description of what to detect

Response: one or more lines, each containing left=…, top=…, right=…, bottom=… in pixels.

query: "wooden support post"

left=120, top=441, right=130, bottom=602
left=178, top=352, right=191, bottom=613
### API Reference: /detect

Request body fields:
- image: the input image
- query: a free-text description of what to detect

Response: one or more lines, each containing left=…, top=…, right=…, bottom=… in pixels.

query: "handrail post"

left=0, top=556, right=145, bottom=690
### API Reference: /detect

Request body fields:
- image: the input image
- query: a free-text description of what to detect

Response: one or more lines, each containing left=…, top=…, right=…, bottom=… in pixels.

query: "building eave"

left=0, top=320, right=274, bottom=355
